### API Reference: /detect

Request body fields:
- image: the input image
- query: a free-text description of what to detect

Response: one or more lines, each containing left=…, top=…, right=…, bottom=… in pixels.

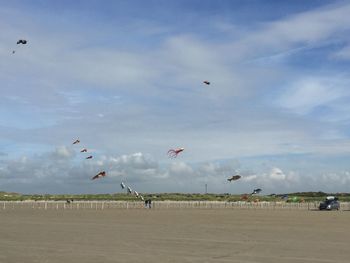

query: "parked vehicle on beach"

left=319, top=196, right=340, bottom=210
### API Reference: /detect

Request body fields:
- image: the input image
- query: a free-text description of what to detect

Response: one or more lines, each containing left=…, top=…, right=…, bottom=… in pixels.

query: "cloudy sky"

left=1, top=0, right=350, bottom=194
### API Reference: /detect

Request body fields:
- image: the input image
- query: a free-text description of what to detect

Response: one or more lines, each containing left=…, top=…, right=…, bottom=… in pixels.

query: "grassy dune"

left=1, top=191, right=350, bottom=202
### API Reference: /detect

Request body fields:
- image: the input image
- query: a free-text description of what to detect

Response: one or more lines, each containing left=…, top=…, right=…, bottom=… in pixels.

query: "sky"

left=1, top=0, right=350, bottom=194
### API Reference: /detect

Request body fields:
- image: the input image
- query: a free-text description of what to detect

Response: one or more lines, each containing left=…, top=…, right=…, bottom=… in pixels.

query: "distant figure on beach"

left=145, top=199, right=152, bottom=209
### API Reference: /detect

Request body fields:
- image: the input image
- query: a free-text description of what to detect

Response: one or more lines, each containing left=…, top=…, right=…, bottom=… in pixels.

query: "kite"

left=282, top=194, right=288, bottom=199
left=227, top=175, right=241, bottom=182
left=203, top=81, right=210, bottom=85
left=140, top=195, right=144, bottom=201
left=122, top=183, right=142, bottom=200
left=80, top=148, right=87, bottom=153
left=17, top=39, right=27, bottom=45
left=91, top=171, right=106, bottom=180
left=251, top=188, right=262, bottom=195
left=281, top=194, right=288, bottom=201
left=127, top=186, right=132, bottom=194
left=240, top=194, right=249, bottom=201
left=12, top=39, right=28, bottom=54
left=72, top=139, right=80, bottom=145
left=86, top=155, right=93, bottom=159
left=167, top=148, right=184, bottom=158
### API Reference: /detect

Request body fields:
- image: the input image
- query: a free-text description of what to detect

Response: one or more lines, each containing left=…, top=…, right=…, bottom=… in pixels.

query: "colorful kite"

left=251, top=188, right=262, bottom=195
left=91, top=171, right=106, bottom=180
left=167, top=148, right=184, bottom=158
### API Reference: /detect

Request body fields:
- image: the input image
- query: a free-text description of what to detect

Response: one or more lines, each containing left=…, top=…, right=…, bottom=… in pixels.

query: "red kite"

left=167, top=148, right=184, bottom=158
left=92, top=171, right=106, bottom=180
left=240, top=194, right=249, bottom=201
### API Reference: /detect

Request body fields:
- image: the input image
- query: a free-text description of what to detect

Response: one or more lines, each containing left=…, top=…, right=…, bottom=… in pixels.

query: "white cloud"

left=228, top=3, right=350, bottom=61
left=269, top=167, right=286, bottom=180
left=284, top=80, right=333, bottom=111
left=241, top=167, right=299, bottom=189
left=168, top=161, right=194, bottom=175
left=276, top=77, right=348, bottom=115
left=109, top=152, right=158, bottom=171
left=52, top=146, right=75, bottom=159
left=1, top=147, right=350, bottom=194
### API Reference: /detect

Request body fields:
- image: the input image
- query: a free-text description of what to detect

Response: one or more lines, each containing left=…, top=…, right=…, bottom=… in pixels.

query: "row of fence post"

left=1, top=201, right=350, bottom=210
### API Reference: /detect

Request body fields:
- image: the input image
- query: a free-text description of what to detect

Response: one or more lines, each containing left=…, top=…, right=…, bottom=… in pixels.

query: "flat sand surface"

left=0, top=208, right=349, bottom=263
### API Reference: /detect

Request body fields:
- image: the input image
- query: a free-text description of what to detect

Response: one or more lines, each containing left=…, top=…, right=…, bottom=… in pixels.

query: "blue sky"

left=1, top=0, right=350, bottom=194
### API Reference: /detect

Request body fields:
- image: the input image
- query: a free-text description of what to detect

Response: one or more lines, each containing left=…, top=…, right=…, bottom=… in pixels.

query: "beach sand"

left=0, top=208, right=349, bottom=263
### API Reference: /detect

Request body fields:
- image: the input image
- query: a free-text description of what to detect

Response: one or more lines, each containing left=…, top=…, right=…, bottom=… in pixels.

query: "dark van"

left=319, top=196, right=340, bottom=210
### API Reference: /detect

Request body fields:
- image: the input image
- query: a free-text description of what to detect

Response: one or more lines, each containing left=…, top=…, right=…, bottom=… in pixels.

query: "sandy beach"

left=0, top=208, right=349, bottom=263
